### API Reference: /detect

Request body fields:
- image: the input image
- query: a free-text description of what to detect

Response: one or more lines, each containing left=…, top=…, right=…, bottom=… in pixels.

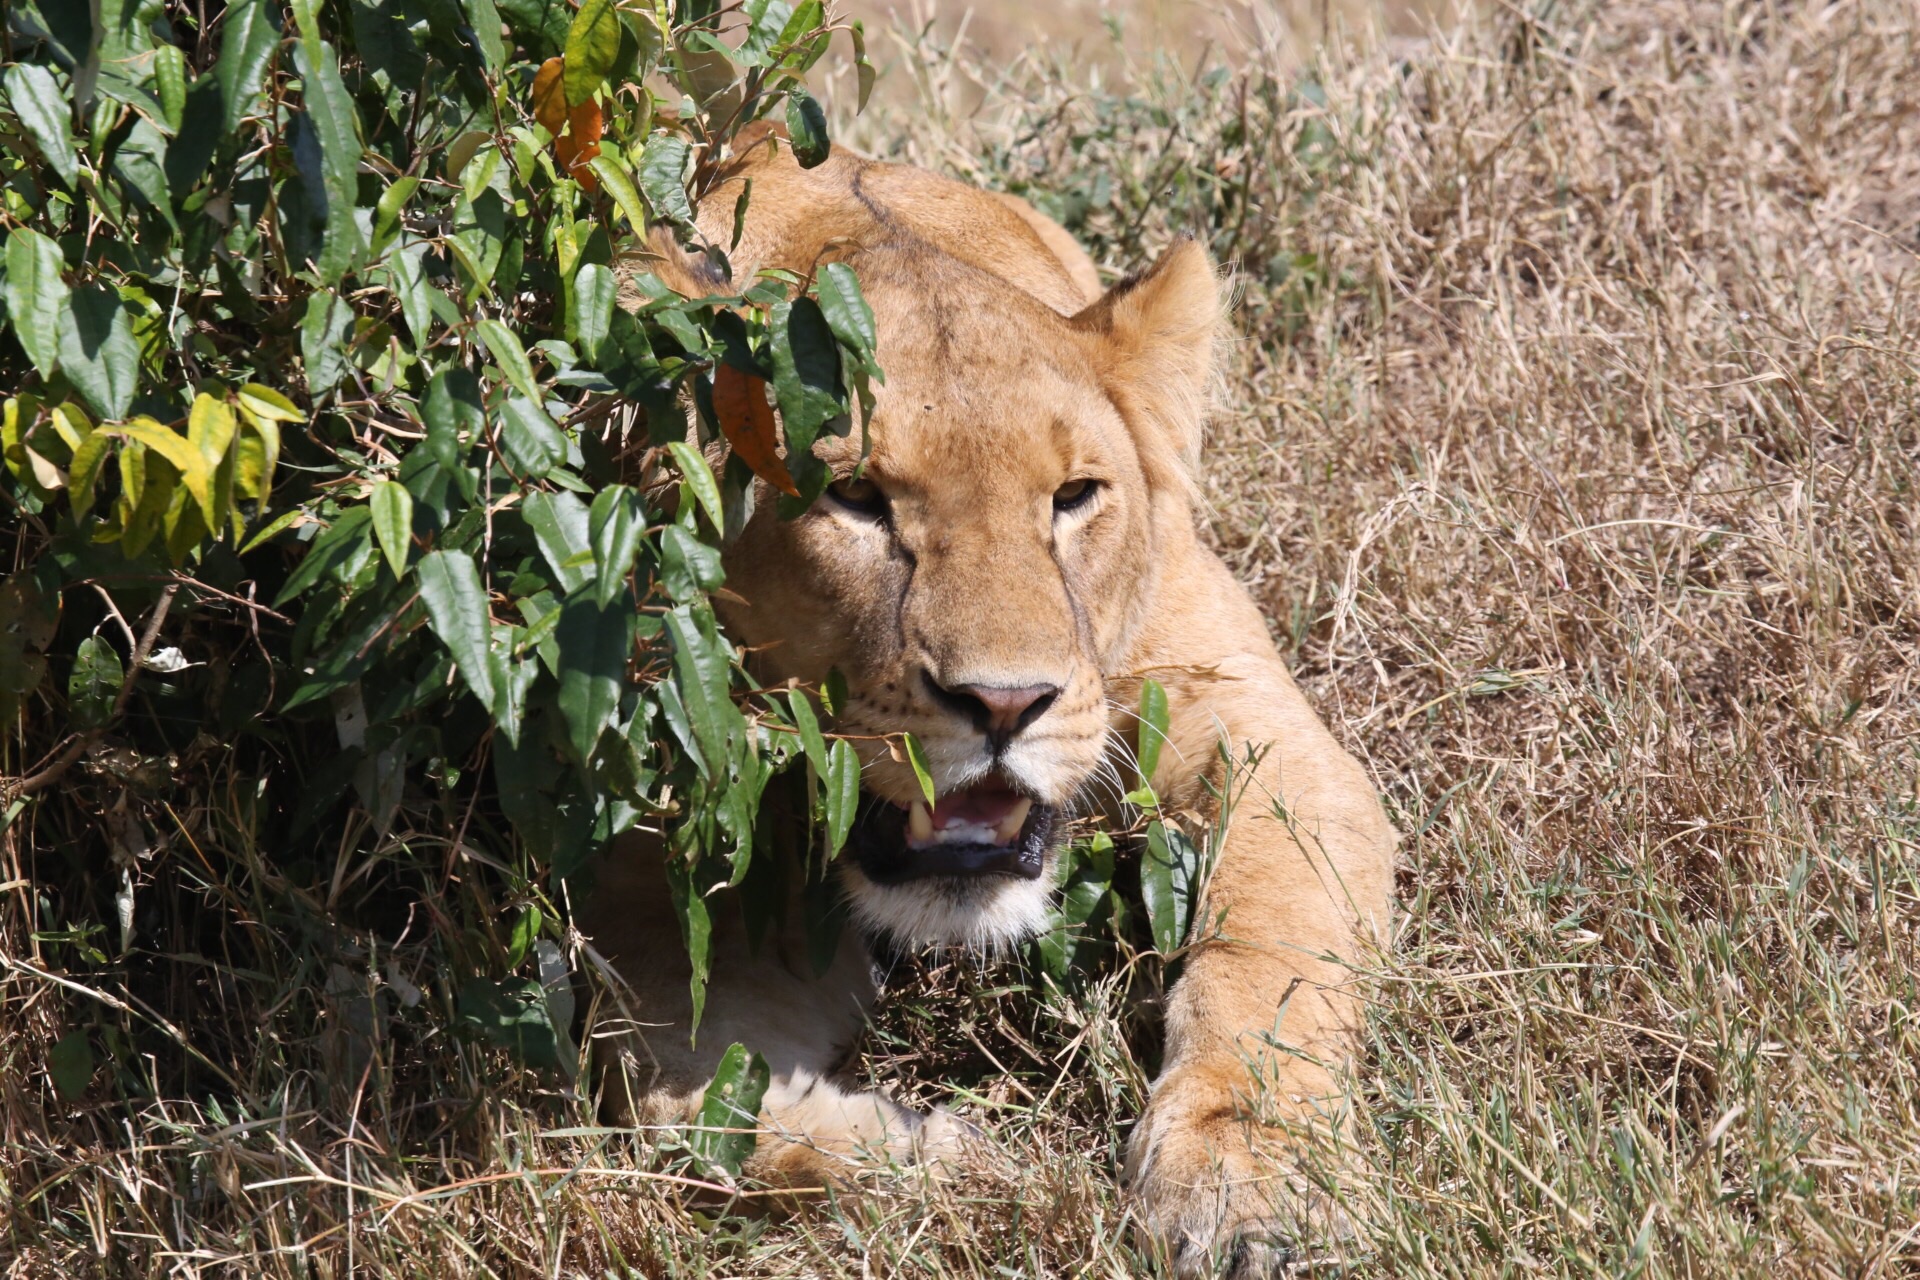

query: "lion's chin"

left=840, top=867, right=1058, bottom=952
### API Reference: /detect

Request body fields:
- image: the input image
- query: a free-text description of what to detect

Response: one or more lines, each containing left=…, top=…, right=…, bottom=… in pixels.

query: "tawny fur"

left=574, top=125, right=1396, bottom=1273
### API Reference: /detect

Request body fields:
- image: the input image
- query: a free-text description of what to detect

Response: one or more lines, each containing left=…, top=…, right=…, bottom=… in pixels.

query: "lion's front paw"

left=912, top=1103, right=986, bottom=1172
left=1124, top=1068, right=1349, bottom=1279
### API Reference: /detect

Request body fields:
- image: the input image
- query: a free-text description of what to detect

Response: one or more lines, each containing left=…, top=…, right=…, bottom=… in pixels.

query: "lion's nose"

left=925, top=677, right=1062, bottom=750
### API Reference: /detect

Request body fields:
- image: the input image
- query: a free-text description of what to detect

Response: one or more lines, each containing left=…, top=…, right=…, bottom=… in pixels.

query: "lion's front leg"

left=1123, top=942, right=1355, bottom=1278
left=1125, top=664, right=1396, bottom=1276
left=577, top=841, right=969, bottom=1192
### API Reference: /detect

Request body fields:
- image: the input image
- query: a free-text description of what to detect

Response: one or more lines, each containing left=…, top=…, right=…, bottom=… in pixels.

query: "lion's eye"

left=1053, top=478, right=1100, bottom=514
left=826, top=475, right=888, bottom=517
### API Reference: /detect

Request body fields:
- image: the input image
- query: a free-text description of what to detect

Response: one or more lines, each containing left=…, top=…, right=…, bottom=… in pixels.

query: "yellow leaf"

left=189, top=394, right=238, bottom=467
left=49, top=402, right=93, bottom=453
left=532, top=56, right=567, bottom=136
left=233, top=433, right=268, bottom=501
left=68, top=431, right=113, bottom=518
left=118, top=441, right=146, bottom=511
left=236, top=383, right=303, bottom=423
left=119, top=417, right=216, bottom=530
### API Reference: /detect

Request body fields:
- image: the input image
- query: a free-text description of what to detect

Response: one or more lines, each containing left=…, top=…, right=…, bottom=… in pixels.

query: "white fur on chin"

left=842, top=868, right=1056, bottom=952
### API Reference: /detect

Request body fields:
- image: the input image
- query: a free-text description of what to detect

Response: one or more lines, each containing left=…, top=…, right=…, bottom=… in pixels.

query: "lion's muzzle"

left=850, top=783, right=1060, bottom=885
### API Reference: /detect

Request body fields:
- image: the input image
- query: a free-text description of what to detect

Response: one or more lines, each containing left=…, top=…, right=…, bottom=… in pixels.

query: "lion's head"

left=664, top=143, right=1218, bottom=948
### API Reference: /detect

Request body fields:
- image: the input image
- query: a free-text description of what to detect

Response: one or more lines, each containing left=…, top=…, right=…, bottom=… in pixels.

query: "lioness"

left=575, top=127, right=1396, bottom=1275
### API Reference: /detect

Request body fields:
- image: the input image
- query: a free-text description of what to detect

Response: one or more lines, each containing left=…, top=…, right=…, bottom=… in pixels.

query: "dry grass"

left=6, top=0, right=1920, bottom=1275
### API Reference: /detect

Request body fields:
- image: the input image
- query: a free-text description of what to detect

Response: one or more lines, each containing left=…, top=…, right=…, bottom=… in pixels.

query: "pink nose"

left=927, top=677, right=1062, bottom=747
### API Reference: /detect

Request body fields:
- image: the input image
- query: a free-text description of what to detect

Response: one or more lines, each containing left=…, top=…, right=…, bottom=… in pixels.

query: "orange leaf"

left=554, top=135, right=602, bottom=191
left=567, top=98, right=603, bottom=148
left=532, top=57, right=566, bottom=136
left=712, top=366, right=799, bottom=497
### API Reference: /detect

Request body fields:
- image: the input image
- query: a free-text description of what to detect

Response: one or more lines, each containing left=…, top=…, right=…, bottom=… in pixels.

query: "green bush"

left=0, top=0, right=880, bottom=1071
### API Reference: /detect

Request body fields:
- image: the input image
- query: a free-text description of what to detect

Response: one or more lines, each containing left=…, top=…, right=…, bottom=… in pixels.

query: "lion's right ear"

left=1070, top=237, right=1219, bottom=475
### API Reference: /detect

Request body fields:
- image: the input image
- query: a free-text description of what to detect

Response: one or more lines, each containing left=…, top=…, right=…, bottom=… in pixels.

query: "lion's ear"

left=1071, top=237, right=1219, bottom=471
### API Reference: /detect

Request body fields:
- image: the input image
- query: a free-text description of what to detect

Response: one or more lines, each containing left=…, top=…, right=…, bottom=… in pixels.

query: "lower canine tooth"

left=995, top=798, right=1033, bottom=845
left=908, top=801, right=934, bottom=844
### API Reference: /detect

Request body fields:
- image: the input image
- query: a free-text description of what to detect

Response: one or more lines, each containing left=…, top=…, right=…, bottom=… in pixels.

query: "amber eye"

left=1053, top=478, right=1100, bottom=513
left=826, top=474, right=888, bottom=516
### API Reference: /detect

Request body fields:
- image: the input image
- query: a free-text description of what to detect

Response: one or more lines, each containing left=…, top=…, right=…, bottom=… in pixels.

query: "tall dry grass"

left=5, top=1, right=1918, bottom=1276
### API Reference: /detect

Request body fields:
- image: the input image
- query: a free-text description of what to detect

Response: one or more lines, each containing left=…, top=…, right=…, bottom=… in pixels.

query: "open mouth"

left=849, top=782, right=1059, bottom=885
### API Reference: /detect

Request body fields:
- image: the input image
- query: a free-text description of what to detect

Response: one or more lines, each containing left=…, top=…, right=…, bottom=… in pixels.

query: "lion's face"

left=719, top=241, right=1216, bottom=948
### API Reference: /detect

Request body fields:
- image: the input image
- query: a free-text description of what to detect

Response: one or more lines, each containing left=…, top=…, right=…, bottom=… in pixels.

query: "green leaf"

left=456, top=977, right=564, bottom=1070
left=371, top=480, right=412, bottom=578
left=416, top=549, right=497, bottom=710
left=48, top=1030, right=95, bottom=1100
left=69, top=635, right=124, bottom=730
left=58, top=286, right=138, bottom=422
left=555, top=595, right=630, bottom=764
left=824, top=737, right=859, bottom=855
left=637, top=134, right=694, bottom=225
left=165, top=77, right=225, bottom=192
left=110, top=116, right=177, bottom=233
left=563, top=0, right=621, bottom=106
left=851, top=18, right=875, bottom=112
left=660, top=524, right=722, bottom=601
left=300, top=289, right=354, bottom=398
left=689, top=1042, right=770, bottom=1175
left=1037, top=832, right=1115, bottom=979
left=769, top=297, right=844, bottom=451
left=520, top=490, right=594, bottom=595
left=663, top=604, right=736, bottom=779
left=901, top=731, right=935, bottom=806
left=373, top=176, right=420, bottom=255
left=498, top=0, right=572, bottom=57
left=506, top=904, right=542, bottom=968
left=152, top=43, right=187, bottom=131
left=272, top=506, right=371, bottom=604
left=217, top=0, right=283, bottom=133
left=293, top=40, right=368, bottom=283
left=569, top=262, right=615, bottom=362
left=665, top=858, right=713, bottom=1030
left=474, top=318, right=539, bottom=403
left=3, top=64, right=79, bottom=188
left=4, top=227, right=70, bottom=380
left=588, top=485, right=645, bottom=609
left=585, top=155, right=649, bottom=234
left=665, top=441, right=724, bottom=533
left=462, top=0, right=507, bottom=69
left=787, top=689, right=827, bottom=778
left=784, top=87, right=829, bottom=168
left=387, top=245, right=434, bottom=345
left=815, top=262, right=876, bottom=366
left=238, top=506, right=306, bottom=555
left=449, top=189, right=507, bottom=294
left=1141, top=818, right=1203, bottom=955
left=489, top=646, right=538, bottom=746
left=0, top=573, right=54, bottom=723
left=497, top=396, right=564, bottom=477
left=1137, top=676, right=1169, bottom=784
